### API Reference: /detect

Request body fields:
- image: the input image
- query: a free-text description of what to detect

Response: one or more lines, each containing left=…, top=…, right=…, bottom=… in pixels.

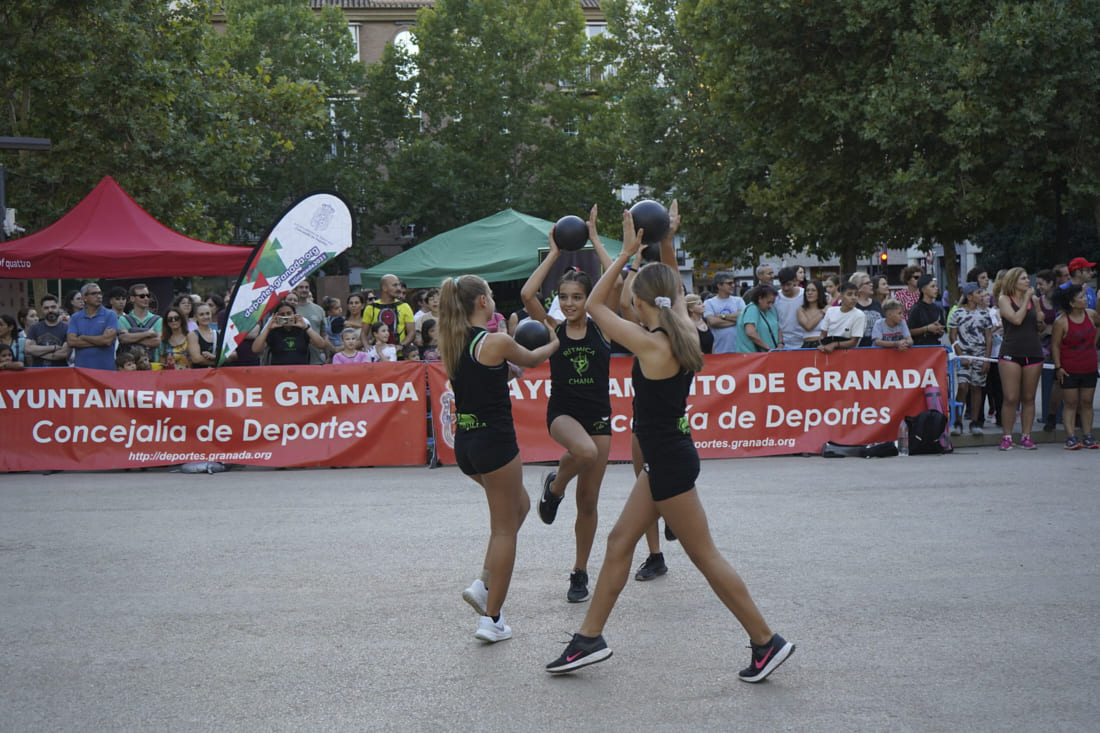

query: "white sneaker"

left=951, top=424, right=963, bottom=436
left=970, top=424, right=984, bottom=436
left=475, top=615, right=512, bottom=642
left=462, top=579, right=488, bottom=616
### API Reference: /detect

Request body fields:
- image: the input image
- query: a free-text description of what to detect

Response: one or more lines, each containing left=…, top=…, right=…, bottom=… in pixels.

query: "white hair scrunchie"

left=654, top=296, right=672, bottom=309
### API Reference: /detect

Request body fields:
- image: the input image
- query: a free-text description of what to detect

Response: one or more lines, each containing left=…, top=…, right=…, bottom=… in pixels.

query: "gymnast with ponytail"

left=544, top=208, right=795, bottom=683
left=440, top=274, right=558, bottom=644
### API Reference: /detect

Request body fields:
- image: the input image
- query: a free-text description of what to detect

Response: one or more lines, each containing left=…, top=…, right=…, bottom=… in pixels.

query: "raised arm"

left=586, top=205, right=623, bottom=311
left=520, top=230, right=560, bottom=325
left=998, top=291, right=1034, bottom=326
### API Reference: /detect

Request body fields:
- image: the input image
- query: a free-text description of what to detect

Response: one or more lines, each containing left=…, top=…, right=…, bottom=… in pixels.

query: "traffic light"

left=879, top=251, right=888, bottom=265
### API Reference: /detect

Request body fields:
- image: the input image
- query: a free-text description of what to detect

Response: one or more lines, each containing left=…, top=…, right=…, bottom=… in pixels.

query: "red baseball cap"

left=1068, top=257, right=1096, bottom=272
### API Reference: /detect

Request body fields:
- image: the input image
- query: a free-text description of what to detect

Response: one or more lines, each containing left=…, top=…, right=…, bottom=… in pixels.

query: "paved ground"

left=2, top=446, right=1098, bottom=732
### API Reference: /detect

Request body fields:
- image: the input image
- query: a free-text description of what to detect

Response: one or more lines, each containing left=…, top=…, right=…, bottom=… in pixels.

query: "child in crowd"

left=871, top=299, right=914, bottom=350
left=419, top=318, right=441, bottom=361
left=948, top=283, right=993, bottom=436
left=332, top=327, right=370, bottom=364
left=402, top=343, right=420, bottom=361
left=323, top=297, right=345, bottom=349
left=817, top=282, right=864, bottom=352
left=131, top=346, right=152, bottom=371
left=115, top=350, right=138, bottom=371
left=0, top=344, right=24, bottom=371
left=366, top=322, right=397, bottom=362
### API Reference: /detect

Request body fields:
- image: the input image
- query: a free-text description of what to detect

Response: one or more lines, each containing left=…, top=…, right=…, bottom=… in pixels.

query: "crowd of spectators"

left=4, top=255, right=1097, bottom=445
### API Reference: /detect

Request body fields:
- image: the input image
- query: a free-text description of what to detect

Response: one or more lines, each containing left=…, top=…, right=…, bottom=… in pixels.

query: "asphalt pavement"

left=1, top=446, right=1098, bottom=732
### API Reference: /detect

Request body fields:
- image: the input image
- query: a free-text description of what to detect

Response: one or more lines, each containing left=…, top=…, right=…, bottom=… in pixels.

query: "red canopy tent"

left=0, top=176, right=250, bottom=278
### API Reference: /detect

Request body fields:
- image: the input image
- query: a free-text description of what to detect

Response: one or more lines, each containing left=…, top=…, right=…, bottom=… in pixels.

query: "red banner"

left=2, top=349, right=945, bottom=472
left=429, top=347, right=947, bottom=464
left=0, top=363, right=426, bottom=471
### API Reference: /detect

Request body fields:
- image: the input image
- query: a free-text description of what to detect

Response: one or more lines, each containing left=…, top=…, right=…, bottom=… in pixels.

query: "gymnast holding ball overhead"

left=544, top=207, right=795, bottom=682
left=521, top=205, right=618, bottom=605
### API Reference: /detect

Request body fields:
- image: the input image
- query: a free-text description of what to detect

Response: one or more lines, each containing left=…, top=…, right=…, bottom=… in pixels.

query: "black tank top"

left=631, top=345, right=694, bottom=440
left=697, top=325, right=714, bottom=354
left=453, top=327, right=513, bottom=433
left=549, top=319, right=611, bottom=415
left=1001, top=296, right=1043, bottom=360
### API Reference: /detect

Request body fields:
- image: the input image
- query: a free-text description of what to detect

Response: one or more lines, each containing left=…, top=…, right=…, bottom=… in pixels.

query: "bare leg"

left=1062, top=388, right=1080, bottom=439
left=660, top=489, right=773, bottom=645
left=1018, top=364, right=1042, bottom=436
left=1079, top=387, right=1095, bottom=433
left=631, top=433, right=662, bottom=555
left=548, top=418, right=610, bottom=568
left=954, top=382, right=970, bottom=428
left=998, top=360, right=1022, bottom=437
left=472, top=455, right=530, bottom=617
left=971, top=377, right=986, bottom=429
left=578, top=476, right=660, bottom=637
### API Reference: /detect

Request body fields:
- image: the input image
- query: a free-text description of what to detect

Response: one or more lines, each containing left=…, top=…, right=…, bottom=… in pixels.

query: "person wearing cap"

left=1059, top=257, right=1097, bottom=310
left=948, top=283, right=994, bottom=436
left=907, top=274, right=947, bottom=347
left=703, top=273, right=746, bottom=354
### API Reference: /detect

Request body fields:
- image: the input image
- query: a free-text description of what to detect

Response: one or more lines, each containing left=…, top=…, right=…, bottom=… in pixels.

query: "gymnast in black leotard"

left=439, top=275, right=558, bottom=644
left=545, top=208, right=795, bottom=684
left=520, top=206, right=617, bottom=604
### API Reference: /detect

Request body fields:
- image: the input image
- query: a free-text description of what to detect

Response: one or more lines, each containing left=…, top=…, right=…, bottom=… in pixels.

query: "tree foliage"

left=685, top=0, right=1100, bottom=279
left=355, top=0, right=622, bottom=241
left=590, top=0, right=788, bottom=266
left=3, top=0, right=1097, bottom=281
left=1, top=0, right=367, bottom=252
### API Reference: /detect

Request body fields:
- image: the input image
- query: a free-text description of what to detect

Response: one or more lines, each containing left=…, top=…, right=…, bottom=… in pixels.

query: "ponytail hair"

left=632, top=263, right=704, bottom=372
left=439, top=275, right=491, bottom=379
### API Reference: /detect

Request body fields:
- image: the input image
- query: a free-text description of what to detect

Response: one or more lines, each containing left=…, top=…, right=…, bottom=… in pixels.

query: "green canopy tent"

left=360, top=209, right=623, bottom=289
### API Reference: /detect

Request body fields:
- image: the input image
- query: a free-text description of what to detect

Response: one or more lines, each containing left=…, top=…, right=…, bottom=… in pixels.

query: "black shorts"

left=1060, top=370, right=1098, bottom=390
left=999, top=354, right=1044, bottom=367
left=454, top=427, right=519, bottom=476
left=637, top=433, right=700, bottom=502
left=546, top=409, right=613, bottom=437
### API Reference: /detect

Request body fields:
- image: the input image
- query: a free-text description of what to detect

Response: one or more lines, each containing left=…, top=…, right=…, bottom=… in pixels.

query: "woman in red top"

left=1052, top=284, right=1100, bottom=449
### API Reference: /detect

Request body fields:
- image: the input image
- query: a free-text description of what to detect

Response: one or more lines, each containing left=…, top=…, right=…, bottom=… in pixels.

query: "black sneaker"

left=664, top=522, right=677, bottom=542
left=738, top=633, right=795, bottom=683
left=546, top=633, right=612, bottom=673
left=634, top=552, right=668, bottom=581
left=567, top=569, right=589, bottom=603
left=538, top=471, right=562, bottom=525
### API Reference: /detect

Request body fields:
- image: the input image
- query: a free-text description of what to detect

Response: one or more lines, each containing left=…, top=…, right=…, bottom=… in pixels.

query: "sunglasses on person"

left=166, top=316, right=181, bottom=323
left=134, top=293, right=151, bottom=299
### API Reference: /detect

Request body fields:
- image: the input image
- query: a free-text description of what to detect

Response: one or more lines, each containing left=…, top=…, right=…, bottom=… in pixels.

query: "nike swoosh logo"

left=566, top=651, right=584, bottom=662
left=754, top=648, right=774, bottom=669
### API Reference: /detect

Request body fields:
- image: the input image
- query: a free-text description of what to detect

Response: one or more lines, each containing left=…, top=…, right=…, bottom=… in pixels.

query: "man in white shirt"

left=774, top=266, right=805, bottom=349
left=704, top=273, right=746, bottom=354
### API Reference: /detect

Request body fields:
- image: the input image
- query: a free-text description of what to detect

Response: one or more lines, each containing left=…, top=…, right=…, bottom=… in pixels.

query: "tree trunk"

left=839, top=242, right=858, bottom=277
left=941, top=240, right=961, bottom=306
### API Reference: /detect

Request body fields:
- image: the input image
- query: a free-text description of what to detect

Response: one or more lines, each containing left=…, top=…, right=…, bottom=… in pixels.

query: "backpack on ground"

left=905, top=410, right=948, bottom=455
